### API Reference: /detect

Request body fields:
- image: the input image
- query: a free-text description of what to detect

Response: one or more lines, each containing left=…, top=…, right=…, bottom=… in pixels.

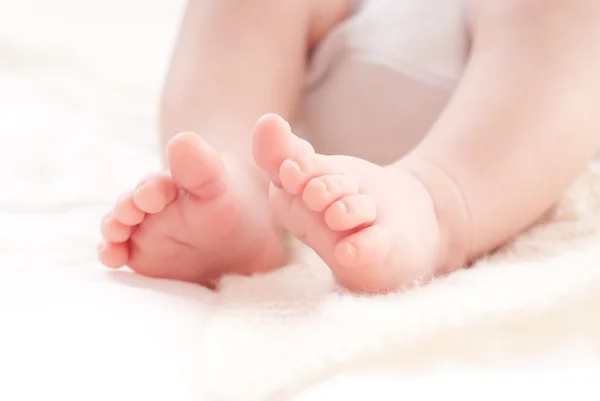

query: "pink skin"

left=98, top=114, right=443, bottom=292
left=97, top=0, right=600, bottom=293
left=98, top=131, right=285, bottom=285
left=253, top=114, right=442, bottom=293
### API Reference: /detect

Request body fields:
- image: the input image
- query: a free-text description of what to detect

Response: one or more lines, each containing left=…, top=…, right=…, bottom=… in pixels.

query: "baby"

left=97, top=0, right=600, bottom=293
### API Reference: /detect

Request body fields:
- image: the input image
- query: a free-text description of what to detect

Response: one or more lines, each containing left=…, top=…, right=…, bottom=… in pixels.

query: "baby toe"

left=279, top=154, right=342, bottom=195
left=97, top=241, right=129, bottom=268
left=133, top=175, right=178, bottom=214
left=253, top=113, right=312, bottom=186
left=135, top=173, right=164, bottom=190
left=335, top=225, right=391, bottom=269
left=324, top=194, right=377, bottom=231
left=101, top=215, right=132, bottom=243
left=113, top=192, right=145, bottom=225
left=302, top=174, right=359, bottom=212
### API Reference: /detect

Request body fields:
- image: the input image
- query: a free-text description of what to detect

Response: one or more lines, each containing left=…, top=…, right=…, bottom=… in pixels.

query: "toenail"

left=317, top=179, right=328, bottom=193
left=118, top=192, right=131, bottom=201
left=346, top=243, right=358, bottom=259
left=97, top=241, right=107, bottom=252
left=285, top=159, right=302, bottom=173
left=134, top=185, right=151, bottom=202
left=336, top=200, right=348, bottom=213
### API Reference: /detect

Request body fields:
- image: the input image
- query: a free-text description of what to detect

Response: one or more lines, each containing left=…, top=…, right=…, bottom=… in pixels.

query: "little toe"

left=334, top=225, right=391, bottom=269
left=324, top=194, right=377, bottom=231
left=113, top=192, right=145, bottom=225
left=97, top=241, right=129, bottom=268
left=133, top=174, right=178, bottom=214
left=302, top=174, right=359, bottom=212
left=101, top=215, right=132, bottom=243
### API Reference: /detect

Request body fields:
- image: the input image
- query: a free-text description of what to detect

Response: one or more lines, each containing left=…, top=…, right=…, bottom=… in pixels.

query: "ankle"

left=394, top=157, right=471, bottom=274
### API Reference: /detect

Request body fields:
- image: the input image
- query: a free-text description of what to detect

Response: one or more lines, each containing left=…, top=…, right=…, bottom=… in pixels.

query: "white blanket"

left=2, top=1, right=600, bottom=400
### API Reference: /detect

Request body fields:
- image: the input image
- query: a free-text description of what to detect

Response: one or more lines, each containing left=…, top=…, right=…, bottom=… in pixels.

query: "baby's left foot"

left=253, top=114, right=446, bottom=293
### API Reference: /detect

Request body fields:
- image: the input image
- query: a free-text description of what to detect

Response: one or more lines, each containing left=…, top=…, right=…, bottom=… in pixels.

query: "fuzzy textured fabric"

left=1, top=1, right=600, bottom=400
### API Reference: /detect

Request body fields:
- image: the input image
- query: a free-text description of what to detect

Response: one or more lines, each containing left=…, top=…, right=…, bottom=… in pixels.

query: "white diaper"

left=295, top=0, right=470, bottom=165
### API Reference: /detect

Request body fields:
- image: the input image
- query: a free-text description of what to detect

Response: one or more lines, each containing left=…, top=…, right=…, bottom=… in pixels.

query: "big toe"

left=166, top=131, right=227, bottom=199
left=252, top=114, right=314, bottom=184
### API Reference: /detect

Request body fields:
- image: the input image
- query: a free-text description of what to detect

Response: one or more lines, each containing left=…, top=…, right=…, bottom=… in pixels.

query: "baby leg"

left=98, top=0, right=353, bottom=283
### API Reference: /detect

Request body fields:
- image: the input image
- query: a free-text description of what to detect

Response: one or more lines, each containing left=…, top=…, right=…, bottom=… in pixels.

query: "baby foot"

left=253, top=114, right=445, bottom=293
left=98, top=132, right=285, bottom=285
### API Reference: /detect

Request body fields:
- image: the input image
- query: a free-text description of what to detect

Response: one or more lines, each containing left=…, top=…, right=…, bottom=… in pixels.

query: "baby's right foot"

left=97, top=132, right=285, bottom=285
